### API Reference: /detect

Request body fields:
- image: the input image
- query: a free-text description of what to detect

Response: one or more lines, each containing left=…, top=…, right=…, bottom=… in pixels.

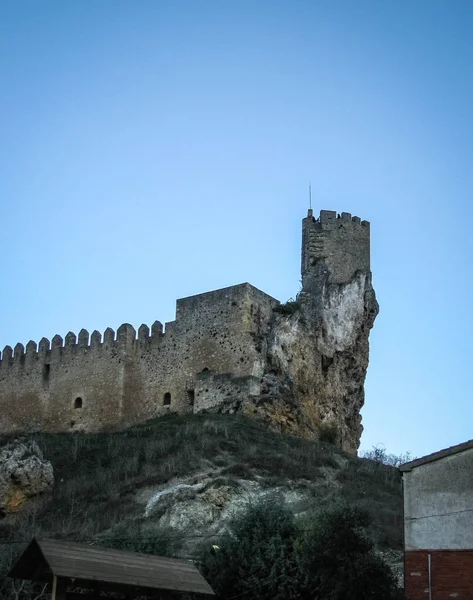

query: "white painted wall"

left=403, top=448, right=473, bottom=550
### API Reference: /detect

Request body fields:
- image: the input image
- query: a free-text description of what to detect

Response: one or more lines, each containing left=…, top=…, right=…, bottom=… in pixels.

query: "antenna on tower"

left=309, top=182, right=312, bottom=210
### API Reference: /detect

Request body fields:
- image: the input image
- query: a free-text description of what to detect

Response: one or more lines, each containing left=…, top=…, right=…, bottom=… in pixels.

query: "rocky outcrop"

left=0, top=439, right=54, bottom=514
left=206, top=269, right=378, bottom=453
left=202, top=211, right=378, bottom=454
left=136, top=470, right=322, bottom=556
left=264, top=270, right=378, bottom=453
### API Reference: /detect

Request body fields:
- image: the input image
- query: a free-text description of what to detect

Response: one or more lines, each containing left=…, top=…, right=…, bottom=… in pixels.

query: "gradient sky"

left=1, top=0, right=472, bottom=458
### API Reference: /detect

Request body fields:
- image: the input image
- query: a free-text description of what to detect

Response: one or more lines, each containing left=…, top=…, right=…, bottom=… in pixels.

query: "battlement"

left=0, top=278, right=279, bottom=434
left=302, top=208, right=371, bottom=286
left=0, top=283, right=278, bottom=370
left=306, top=208, right=370, bottom=228
left=0, top=320, right=166, bottom=369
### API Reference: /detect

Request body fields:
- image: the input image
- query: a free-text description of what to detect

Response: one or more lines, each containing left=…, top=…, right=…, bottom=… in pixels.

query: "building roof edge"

left=400, top=438, right=473, bottom=472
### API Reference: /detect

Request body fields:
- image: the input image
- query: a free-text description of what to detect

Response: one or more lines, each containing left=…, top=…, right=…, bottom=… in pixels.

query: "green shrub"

left=273, top=299, right=301, bottom=315
left=361, top=445, right=415, bottom=467
left=221, top=462, right=254, bottom=479
left=200, top=500, right=403, bottom=600
left=297, top=505, right=404, bottom=600
left=319, top=423, right=339, bottom=445
left=200, top=495, right=299, bottom=600
left=336, top=458, right=403, bottom=549
left=99, top=521, right=182, bottom=557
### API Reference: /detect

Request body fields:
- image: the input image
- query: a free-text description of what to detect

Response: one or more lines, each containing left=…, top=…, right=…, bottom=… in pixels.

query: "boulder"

left=0, top=439, right=54, bottom=514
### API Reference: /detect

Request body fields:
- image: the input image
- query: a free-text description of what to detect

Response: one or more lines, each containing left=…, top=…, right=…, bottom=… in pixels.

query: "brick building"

left=401, top=440, right=473, bottom=599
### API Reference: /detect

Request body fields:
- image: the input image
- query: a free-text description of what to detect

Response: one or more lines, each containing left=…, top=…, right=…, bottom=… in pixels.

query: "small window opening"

left=321, top=355, right=333, bottom=374
left=43, top=363, right=51, bottom=383
left=70, top=421, right=75, bottom=428
left=74, top=397, right=83, bottom=409
left=201, top=367, right=209, bottom=373
left=187, top=389, right=195, bottom=406
left=163, top=392, right=171, bottom=406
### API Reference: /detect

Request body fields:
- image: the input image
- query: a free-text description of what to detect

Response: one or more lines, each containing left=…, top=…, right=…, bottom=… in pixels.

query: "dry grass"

left=0, top=413, right=403, bottom=598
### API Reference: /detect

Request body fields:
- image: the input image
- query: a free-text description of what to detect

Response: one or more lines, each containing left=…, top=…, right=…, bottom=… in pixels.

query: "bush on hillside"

left=200, top=499, right=403, bottom=600
left=273, top=299, right=301, bottom=316
left=200, top=495, right=300, bottom=600
left=297, top=505, right=404, bottom=600
left=318, top=423, right=339, bottom=445
left=361, top=445, right=414, bottom=467
left=98, top=521, right=182, bottom=557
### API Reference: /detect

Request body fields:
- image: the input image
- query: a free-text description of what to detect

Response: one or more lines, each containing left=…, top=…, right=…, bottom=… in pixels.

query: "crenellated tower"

left=301, top=209, right=371, bottom=290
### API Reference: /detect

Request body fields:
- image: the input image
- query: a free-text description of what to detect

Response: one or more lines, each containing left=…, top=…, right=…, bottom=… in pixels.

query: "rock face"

left=137, top=470, right=324, bottom=557
left=0, top=439, right=54, bottom=514
left=205, top=210, right=378, bottom=453
left=265, top=274, right=378, bottom=453
left=263, top=210, right=378, bottom=452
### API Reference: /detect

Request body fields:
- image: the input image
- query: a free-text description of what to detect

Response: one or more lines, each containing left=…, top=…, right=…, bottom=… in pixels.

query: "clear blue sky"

left=2, top=0, right=472, bottom=458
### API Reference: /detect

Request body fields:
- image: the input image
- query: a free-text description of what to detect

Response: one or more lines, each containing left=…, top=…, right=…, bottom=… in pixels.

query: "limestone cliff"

left=271, top=210, right=379, bottom=453
left=264, top=271, right=378, bottom=453
left=207, top=210, right=378, bottom=453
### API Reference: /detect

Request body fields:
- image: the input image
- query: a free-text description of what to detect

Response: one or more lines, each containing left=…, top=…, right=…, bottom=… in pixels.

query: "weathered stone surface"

left=139, top=471, right=318, bottom=556
left=0, top=439, right=54, bottom=514
left=202, top=212, right=378, bottom=453
left=0, top=209, right=377, bottom=453
left=264, top=272, right=378, bottom=453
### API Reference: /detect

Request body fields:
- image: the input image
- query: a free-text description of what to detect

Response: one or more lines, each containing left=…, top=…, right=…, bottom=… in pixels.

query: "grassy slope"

left=0, top=414, right=402, bottom=577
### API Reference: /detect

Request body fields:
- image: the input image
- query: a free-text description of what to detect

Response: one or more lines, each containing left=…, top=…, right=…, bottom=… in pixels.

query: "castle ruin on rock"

left=0, top=210, right=378, bottom=453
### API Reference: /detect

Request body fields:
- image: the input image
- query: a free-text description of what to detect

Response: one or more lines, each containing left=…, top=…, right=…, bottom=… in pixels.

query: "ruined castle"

left=0, top=210, right=378, bottom=452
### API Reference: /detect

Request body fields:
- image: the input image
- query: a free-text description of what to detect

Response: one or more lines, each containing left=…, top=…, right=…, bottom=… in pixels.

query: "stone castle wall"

left=0, top=210, right=377, bottom=453
left=302, top=209, right=370, bottom=286
left=0, top=283, right=278, bottom=434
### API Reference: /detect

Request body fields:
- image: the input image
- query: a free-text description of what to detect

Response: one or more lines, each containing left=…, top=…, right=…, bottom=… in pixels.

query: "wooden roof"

left=9, top=538, right=215, bottom=597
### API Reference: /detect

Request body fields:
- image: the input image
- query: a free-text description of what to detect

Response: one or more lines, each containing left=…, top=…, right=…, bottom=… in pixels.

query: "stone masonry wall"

left=302, top=209, right=370, bottom=286
left=0, top=210, right=377, bottom=453
left=194, top=372, right=261, bottom=412
left=123, top=283, right=278, bottom=423
left=0, top=283, right=278, bottom=434
left=0, top=329, right=125, bottom=433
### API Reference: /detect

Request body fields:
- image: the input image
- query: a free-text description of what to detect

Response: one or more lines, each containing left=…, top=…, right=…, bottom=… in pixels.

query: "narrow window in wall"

left=43, top=363, right=51, bottom=384
left=163, top=392, right=171, bottom=406
left=187, top=389, right=195, bottom=406
left=74, top=397, right=83, bottom=409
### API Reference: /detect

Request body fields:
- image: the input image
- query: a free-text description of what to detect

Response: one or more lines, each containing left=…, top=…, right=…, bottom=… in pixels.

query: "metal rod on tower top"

left=309, top=183, right=312, bottom=210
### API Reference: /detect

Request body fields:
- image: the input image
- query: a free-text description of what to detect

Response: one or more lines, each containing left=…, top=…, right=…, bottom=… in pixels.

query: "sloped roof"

left=9, top=538, right=214, bottom=597
left=400, top=438, right=473, bottom=472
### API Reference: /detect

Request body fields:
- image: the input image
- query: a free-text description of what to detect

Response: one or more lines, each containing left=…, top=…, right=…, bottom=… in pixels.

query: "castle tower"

left=301, top=209, right=371, bottom=290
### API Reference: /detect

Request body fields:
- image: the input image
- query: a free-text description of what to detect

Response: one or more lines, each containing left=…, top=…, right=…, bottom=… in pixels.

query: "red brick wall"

left=405, top=550, right=473, bottom=600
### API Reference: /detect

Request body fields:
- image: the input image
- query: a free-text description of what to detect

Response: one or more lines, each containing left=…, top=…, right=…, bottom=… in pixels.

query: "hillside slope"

left=0, top=414, right=402, bottom=594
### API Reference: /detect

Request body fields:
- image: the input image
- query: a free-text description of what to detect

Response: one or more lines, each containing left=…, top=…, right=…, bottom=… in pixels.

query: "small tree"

left=200, top=495, right=299, bottom=600
left=362, top=444, right=414, bottom=467
left=200, top=500, right=403, bottom=600
left=297, top=505, right=403, bottom=600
